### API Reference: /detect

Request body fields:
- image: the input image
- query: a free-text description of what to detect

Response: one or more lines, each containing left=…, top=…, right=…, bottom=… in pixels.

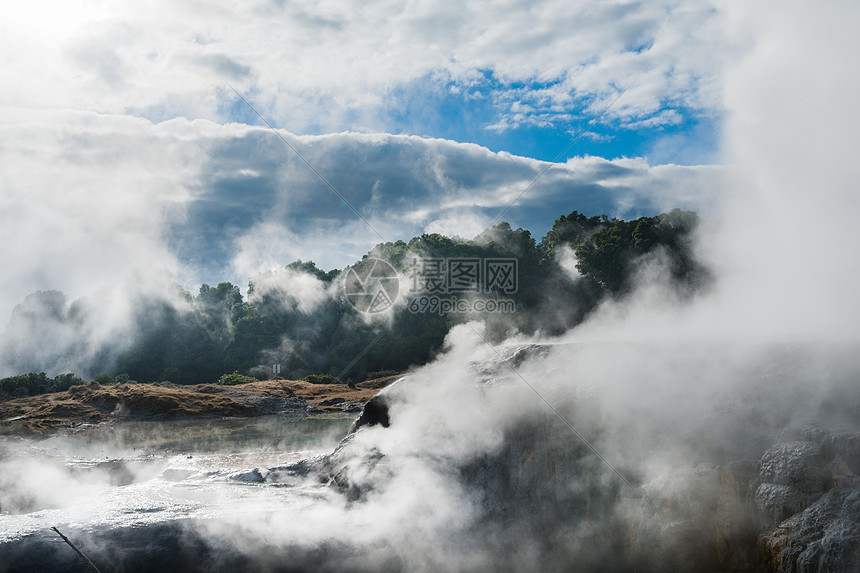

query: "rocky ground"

left=0, top=376, right=399, bottom=436
left=263, top=388, right=860, bottom=572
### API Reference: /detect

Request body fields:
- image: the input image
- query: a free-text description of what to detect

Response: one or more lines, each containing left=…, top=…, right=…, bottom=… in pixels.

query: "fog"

left=171, top=2, right=860, bottom=569
left=2, top=2, right=859, bottom=571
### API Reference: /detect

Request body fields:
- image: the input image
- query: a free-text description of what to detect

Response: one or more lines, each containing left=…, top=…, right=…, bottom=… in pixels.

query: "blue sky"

left=200, top=65, right=724, bottom=283
left=226, top=70, right=721, bottom=169
left=384, top=73, right=720, bottom=166
left=0, top=0, right=736, bottom=313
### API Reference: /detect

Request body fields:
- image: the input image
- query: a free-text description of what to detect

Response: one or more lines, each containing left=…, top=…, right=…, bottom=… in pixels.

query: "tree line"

left=0, top=209, right=706, bottom=398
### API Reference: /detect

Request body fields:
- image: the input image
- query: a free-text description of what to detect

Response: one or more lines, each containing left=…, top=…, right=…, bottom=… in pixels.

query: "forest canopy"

left=0, top=209, right=705, bottom=396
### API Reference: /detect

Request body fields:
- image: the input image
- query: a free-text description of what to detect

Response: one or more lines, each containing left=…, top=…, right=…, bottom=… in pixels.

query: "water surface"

left=0, top=414, right=353, bottom=543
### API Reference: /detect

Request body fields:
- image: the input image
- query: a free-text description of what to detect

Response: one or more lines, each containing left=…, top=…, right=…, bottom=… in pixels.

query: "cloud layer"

left=0, top=0, right=737, bottom=342
left=1, top=0, right=734, bottom=135
left=0, top=108, right=722, bottom=327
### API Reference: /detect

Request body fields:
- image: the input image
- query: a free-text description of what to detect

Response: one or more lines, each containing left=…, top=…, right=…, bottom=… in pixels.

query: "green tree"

left=575, top=210, right=705, bottom=295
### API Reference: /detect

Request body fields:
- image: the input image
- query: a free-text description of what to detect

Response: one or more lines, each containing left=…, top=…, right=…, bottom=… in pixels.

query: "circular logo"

left=343, top=258, right=399, bottom=313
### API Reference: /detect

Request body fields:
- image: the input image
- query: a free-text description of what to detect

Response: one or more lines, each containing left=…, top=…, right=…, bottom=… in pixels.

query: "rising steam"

left=1, top=3, right=859, bottom=572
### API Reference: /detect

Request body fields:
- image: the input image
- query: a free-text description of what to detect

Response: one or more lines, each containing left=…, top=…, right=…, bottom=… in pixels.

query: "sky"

left=0, top=0, right=741, bottom=318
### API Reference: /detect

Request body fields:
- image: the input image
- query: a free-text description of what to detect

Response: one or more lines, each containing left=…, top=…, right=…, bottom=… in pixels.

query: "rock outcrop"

left=756, top=428, right=860, bottom=571
left=290, top=384, right=860, bottom=572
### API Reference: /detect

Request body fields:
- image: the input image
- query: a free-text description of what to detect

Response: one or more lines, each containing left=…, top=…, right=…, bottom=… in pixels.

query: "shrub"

left=92, top=374, right=114, bottom=385
left=0, top=372, right=84, bottom=399
left=52, top=373, right=85, bottom=392
left=217, top=371, right=256, bottom=386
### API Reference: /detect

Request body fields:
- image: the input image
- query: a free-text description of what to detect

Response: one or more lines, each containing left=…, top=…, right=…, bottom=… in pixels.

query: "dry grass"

left=0, top=375, right=401, bottom=436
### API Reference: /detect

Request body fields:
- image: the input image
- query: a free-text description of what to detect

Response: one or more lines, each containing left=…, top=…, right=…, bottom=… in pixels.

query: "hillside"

left=1, top=209, right=703, bottom=387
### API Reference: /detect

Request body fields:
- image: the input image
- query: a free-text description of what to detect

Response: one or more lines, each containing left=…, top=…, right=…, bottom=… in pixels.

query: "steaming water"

left=0, top=415, right=353, bottom=543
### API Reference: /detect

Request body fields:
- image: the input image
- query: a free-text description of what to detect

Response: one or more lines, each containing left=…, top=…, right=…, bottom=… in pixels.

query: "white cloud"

left=246, top=265, right=329, bottom=314
left=555, top=244, right=582, bottom=282
left=0, top=109, right=197, bottom=315
left=228, top=222, right=307, bottom=284
left=0, top=0, right=737, bottom=335
left=565, top=0, right=860, bottom=344
left=0, top=109, right=721, bottom=326
left=424, top=210, right=488, bottom=239
left=0, top=0, right=736, bottom=133
left=709, top=0, right=860, bottom=341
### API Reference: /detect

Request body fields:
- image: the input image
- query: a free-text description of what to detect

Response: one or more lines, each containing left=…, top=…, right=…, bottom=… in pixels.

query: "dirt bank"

left=0, top=376, right=400, bottom=436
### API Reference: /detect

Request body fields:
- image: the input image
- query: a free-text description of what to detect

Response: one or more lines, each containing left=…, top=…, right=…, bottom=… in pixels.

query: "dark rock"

left=749, top=429, right=860, bottom=572
left=760, top=488, right=860, bottom=572
left=195, top=384, right=227, bottom=394
left=348, top=394, right=389, bottom=434
left=248, top=396, right=307, bottom=414
left=754, top=436, right=850, bottom=529
left=0, top=522, right=393, bottom=573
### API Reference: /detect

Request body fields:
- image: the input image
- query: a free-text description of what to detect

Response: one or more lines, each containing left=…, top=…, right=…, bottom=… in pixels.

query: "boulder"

left=760, top=488, right=860, bottom=572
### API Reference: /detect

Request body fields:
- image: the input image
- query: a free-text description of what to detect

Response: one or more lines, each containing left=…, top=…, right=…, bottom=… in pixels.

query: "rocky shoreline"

left=0, top=376, right=399, bottom=436
left=271, top=391, right=860, bottom=572
left=1, top=360, right=858, bottom=572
